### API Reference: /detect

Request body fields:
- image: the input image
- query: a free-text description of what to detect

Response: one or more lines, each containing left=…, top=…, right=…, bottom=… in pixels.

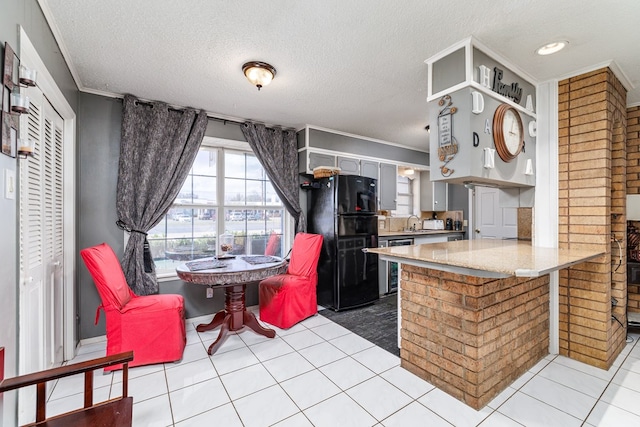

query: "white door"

left=18, top=88, right=65, bottom=424
left=474, top=186, right=517, bottom=239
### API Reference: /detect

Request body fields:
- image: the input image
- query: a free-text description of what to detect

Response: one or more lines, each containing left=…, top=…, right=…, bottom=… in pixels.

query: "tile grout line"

left=579, top=336, right=640, bottom=425
left=498, top=355, right=597, bottom=425
left=295, top=319, right=410, bottom=425
left=467, top=355, right=553, bottom=426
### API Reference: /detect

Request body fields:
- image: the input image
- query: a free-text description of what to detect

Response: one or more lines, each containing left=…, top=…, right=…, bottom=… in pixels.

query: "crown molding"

left=556, top=60, right=634, bottom=93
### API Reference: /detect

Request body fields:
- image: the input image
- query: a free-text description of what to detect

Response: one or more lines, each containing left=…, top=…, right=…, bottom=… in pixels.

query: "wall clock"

left=492, top=103, right=524, bottom=162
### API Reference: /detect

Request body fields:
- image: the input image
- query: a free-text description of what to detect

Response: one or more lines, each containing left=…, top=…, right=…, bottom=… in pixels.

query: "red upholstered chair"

left=259, top=233, right=323, bottom=329
left=80, top=243, right=186, bottom=371
left=264, top=232, right=281, bottom=256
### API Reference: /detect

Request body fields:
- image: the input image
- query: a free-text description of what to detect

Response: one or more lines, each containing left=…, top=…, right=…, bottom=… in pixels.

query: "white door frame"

left=20, top=27, right=77, bottom=361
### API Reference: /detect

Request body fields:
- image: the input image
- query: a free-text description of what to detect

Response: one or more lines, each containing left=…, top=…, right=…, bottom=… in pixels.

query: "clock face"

left=502, top=109, right=522, bottom=155
left=493, top=104, right=524, bottom=162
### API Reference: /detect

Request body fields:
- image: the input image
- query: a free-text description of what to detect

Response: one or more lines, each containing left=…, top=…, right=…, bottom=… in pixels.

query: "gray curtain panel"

left=241, top=122, right=306, bottom=233
left=116, top=95, right=208, bottom=295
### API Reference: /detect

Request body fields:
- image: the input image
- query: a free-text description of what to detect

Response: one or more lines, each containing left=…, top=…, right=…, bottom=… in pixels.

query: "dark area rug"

left=319, top=295, right=399, bottom=356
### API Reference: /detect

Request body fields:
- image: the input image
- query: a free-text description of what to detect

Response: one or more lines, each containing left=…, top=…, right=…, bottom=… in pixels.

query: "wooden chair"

left=0, top=351, right=134, bottom=427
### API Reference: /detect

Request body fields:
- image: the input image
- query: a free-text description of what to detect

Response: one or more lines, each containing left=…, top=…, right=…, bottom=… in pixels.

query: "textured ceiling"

left=40, top=0, right=640, bottom=151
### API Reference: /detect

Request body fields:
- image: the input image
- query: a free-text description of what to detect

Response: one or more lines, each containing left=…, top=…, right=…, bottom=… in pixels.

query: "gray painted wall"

left=447, top=183, right=470, bottom=238
left=302, top=128, right=430, bottom=165
left=432, top=47, right=465, bottom=94
left=1, top=1, right=77, bottom=425
left=77, top=94, right=124, bottom=338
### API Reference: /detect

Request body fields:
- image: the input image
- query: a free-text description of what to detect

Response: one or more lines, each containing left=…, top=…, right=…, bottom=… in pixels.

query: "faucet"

left=406, top=215, right=420, bottom=231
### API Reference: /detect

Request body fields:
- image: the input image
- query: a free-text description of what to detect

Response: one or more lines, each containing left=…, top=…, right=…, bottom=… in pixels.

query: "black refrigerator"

left=307, top=174, right=379, bottom=311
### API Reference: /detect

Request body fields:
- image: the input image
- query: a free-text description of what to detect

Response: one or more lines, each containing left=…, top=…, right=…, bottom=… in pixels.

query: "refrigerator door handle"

left=362, top=250, right=368, bottom=280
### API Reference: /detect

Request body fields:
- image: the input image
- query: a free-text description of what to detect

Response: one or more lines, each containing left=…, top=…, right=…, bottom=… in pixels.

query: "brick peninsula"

left=366, top=239, right=604, bottom=409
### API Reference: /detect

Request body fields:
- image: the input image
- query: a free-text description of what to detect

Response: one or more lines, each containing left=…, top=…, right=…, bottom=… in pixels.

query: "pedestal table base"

left=196, top=284, right=275, bottom=355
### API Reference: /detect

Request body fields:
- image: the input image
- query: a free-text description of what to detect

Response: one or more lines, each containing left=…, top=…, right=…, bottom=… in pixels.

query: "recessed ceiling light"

left=536, top=41, right=568, bottom=56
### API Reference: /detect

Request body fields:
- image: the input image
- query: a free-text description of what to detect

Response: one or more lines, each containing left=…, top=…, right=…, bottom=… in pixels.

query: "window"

left=392, top=175, right=414, bottom=216
left=148, top=139, right=287, bottom=277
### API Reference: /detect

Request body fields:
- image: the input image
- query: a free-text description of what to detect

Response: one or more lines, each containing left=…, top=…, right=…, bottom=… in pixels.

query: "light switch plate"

left=4, top=169, right=16, bottom=200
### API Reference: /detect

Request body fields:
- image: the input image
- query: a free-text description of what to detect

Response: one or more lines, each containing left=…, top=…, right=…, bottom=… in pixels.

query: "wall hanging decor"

left=437, top=94, right=458, bottom=177
left=2, top=43, right=18, bottom=157
left=2, top=42, right=35, bottom=158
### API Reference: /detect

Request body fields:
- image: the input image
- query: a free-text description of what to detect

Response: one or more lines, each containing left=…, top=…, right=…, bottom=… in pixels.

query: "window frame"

left=392, top=174, right=414, bottom=216
left=127, top=136, right=293, bottom=281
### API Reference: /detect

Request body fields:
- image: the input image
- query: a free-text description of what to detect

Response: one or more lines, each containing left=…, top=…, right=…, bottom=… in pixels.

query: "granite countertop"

left=378, top=230, right=464, bottom=238
left=366, top=239, right=604, bottom=278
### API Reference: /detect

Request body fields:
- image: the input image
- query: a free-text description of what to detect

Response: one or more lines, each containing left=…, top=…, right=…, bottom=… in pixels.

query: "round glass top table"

left=176, top=256, right=287, bottom=355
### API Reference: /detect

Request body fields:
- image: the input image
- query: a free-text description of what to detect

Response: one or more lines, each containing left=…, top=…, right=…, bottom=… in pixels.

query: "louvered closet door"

left=44, top=98, right=64, bottom=366
left=18, top=85, right=64, bottom=411
left=18, top=87, right=44, bottom=424
left=18, top=86, right=65, bottom=424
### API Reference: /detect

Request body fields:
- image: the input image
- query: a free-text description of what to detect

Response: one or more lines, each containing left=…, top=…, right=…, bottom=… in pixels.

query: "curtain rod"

left=121, top=96, right=292, bottom=130
left=126, top=98, right=245, bottom=126
left=207, top=115, right=245, bottom=127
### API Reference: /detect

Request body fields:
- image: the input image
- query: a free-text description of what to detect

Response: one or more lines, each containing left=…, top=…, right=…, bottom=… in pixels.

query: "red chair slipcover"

left=80, top=243, right=186, bottom=371
left=264, top=232, right=281, bottom=256
left=259, top=233, right=323, bottom=329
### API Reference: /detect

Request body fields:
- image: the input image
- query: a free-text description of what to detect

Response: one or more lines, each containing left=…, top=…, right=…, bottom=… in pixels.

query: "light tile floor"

left=45, top=309, right=640, bottom=427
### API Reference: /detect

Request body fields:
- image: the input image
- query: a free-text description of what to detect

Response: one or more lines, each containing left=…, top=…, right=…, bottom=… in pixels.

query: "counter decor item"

left=312, top=166, right=340, bottom=179
left=218, top=233, right=235, bottom=259
left=454, top=211, right=463, bottom=230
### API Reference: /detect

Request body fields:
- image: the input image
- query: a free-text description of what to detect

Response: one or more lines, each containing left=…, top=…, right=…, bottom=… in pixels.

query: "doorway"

left=17, top=27, right=76, bottom=424
left=473, top=186, right=517, bottom=239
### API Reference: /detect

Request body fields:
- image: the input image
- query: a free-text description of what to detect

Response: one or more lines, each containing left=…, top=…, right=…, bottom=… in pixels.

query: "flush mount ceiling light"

left=242, top=61, right=276, bottom=90
left=536, top=41, right=568, bottom=56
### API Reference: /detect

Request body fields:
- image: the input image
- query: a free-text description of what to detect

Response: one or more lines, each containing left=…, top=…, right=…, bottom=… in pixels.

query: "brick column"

left=558, top=68, right=627, bottom=369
